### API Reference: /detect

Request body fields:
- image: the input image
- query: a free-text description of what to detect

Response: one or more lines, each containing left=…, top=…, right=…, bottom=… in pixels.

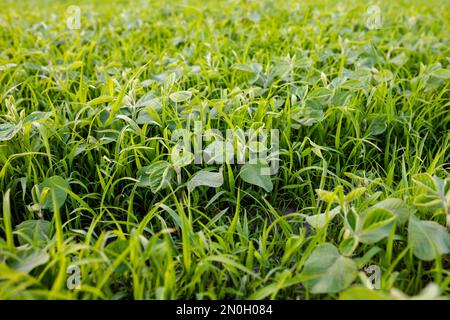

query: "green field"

left=0, top=0, right=449, bottom=300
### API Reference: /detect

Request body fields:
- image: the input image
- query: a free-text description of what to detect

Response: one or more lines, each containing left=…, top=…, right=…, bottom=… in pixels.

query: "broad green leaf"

left=344, top=207, right=359, bottom=233
left=38, top=176, right=70, bottom=211
left=305, top=206, right=340, bottom=229
left=136, top=108, right=161, bottom=126
left=301, top=243, right=357, bottom=294
left=389, top=52, right=408, bottom=66
left=232, top=63, right=262, bottom=84
left=11, top=250, right=49, bottom=273
left=187, top=170, right=223, bottom=192
left=340, top=79, right=369, bottom=90
left=430, top=68, right=450, bottom=79
left=0, top=122, right=20, bottom=141
left=247, top=11, right=261, bottom=23
left=374, top=69, right=394, bottom=82
left=408, top=215, right=450, bottom=261
left=413, top=173, right=439, bottom=193
left=373, top=198, right=411, bottom=224
left=136, top=94, right=162, bottom=109
left=343, top=68, right=372, bottom=83
left=239, top=162, right=273, bottom=192
left=412, top=174, right=449, bottom=215
left=148, top=161, right=174, bottom=193
left=169, top=91, right=192, bottom=103
left=15, top=220, right=52, bottom=247
left=104, top=240, right=129, bottom=273
left=290, top=100, right=324, bottom=127
left=23, top=111, right=52, bottom=123
left=390, top=283, right=445, bottom=300
left=308, top=88, right=333, bottom=103
left=367, top=115, right=387, bottom=136
left=339, top=236, right=359, bottom=256
left=136, top=166, right=152, bottom=187
left=361, top=208, right=395, bottom=231
left=203, top=141, right=234, bottom=164
left=357, top=207, right=396, bottom=244
left=414, top=194, right=446, bottom=212
left=137, top=161, right=174, bottom=193
left=171, top=146, right=194, bottom=168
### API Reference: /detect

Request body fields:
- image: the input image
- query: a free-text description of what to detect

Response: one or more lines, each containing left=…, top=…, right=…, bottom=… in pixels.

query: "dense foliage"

left=0, top=0, right=449, bottom=299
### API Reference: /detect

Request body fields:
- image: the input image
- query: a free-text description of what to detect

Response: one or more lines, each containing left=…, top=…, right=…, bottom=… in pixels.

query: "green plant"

left=0, top=0, right=449, bottom=300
